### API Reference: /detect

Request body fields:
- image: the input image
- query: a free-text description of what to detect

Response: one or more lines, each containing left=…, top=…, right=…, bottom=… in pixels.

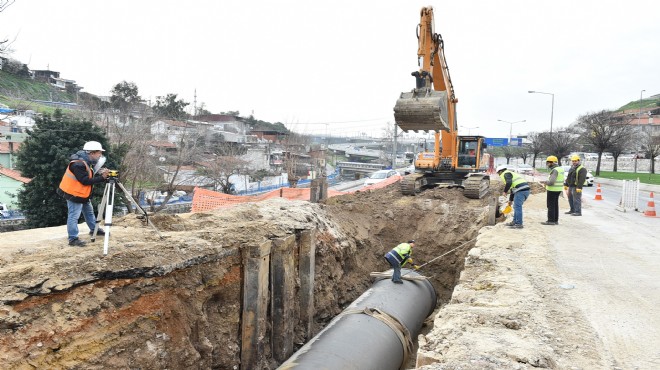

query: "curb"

left=593, top=177, right=660, bottom=193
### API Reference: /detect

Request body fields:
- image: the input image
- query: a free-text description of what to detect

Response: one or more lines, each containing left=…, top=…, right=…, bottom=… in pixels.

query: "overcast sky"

left=2, top=0, right=659, bottom=139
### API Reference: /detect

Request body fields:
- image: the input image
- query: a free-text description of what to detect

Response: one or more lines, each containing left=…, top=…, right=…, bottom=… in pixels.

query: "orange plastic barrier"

left=191, top=175, right=401, bottom=212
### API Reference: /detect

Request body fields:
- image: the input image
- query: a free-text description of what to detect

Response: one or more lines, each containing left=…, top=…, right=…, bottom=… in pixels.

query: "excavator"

left=393, top=6, right=490, bottom=199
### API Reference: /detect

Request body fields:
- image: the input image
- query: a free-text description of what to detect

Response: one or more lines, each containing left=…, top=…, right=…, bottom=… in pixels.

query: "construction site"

left=2, top=176, right=660, bottom=369
left=2, top=3, right=660, bottom=369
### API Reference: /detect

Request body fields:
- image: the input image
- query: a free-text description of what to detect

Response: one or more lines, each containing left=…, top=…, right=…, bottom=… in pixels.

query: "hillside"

left=0, top=70, right=77, bottom=112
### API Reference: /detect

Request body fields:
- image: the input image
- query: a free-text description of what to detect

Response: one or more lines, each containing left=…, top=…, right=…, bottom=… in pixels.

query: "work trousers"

left=512, top=189, right=530, bottom=226
left=546, top=190, right=561, bottom=223
left=384, top=254, right=402, bottom=282
left=567, top=187, right=582, bottom=215
left=66, top=199, right=96, bottom=242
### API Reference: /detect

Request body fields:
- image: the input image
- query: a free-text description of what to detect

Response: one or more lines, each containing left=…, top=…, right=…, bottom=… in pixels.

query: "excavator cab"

left=456, top=136, right=485, bottom=170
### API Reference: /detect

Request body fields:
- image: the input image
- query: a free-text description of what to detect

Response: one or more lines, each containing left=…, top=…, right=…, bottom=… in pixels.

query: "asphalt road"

left=552, top=179, right=660, bottom=369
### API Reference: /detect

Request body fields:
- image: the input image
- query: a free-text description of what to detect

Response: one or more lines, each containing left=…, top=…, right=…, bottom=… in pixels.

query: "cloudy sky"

left=2, top=0, right=659, bottom=139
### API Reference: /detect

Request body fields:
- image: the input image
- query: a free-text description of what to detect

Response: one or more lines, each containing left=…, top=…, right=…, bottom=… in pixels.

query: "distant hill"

left=618, top=93, right=660, bottom=112
left=0, top=70, right=78, bottom=111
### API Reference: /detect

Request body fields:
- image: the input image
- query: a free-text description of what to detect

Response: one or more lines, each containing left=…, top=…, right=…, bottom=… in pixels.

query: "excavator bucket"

left=394, top=89, right=450, bottom=132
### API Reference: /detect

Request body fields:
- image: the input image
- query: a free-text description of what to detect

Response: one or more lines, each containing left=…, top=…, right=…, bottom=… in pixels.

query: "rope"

left=401, top=237, right=477, bottom=278
left=341, top=307, right=414, bottom=370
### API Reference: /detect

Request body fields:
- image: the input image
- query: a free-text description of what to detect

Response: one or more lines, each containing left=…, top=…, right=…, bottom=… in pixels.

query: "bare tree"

left=576, top=110, right=636, bottom=175
left=639, top=128, right=660, bottom=174
left=0, top=1, right=15, bottom=55
left=538, top=129, right=579, bottom=165
left=525, top=132, right=545, bottom=167
left=196, top=155, right=249, bottom=194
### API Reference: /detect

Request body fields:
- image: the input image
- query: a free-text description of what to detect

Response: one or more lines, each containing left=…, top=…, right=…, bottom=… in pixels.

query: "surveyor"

left=384, top=240, right=419, bottom=284
left=564, top=155, right=587, bottom=216
left=57, top=141, right=109, bottom=247
left=496, top=164, right=531, bottom=229
left=542, top=155, right=565, bottom=225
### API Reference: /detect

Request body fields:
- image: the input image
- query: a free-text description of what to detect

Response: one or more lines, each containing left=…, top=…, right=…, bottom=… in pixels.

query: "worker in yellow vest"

left=564, top=155, right=587, bottom=216
left=541, top=156, right=565, bottom=225
left=384, top=240, right=419, bottom=284
left=496, top=164, right=531, bottom=229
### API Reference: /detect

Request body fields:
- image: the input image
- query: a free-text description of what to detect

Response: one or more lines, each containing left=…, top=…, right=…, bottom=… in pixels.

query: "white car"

left=513, top=164, right=534, bottom=175
left=364, top=169, right=399, bottom=186
left=561, top=166, right=594, bottom=187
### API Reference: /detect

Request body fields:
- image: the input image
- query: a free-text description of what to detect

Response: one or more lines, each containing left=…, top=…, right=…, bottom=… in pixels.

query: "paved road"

left=553, top=181, right=660, bottom=369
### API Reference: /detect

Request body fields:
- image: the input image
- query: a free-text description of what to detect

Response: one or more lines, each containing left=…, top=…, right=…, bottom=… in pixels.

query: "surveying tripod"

left=93, top=171, right=163, bottom=255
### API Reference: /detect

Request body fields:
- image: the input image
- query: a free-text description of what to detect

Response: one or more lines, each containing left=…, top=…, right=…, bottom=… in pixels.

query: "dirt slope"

left=0, top=184, right=489, bottom=369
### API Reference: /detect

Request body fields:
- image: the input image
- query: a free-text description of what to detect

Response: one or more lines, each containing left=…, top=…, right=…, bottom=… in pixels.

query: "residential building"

left=0, top=166, right=31, bottom=208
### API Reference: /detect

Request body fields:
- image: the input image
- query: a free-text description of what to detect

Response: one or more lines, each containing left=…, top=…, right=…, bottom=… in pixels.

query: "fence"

left=192, top=174, right=400, bottom=212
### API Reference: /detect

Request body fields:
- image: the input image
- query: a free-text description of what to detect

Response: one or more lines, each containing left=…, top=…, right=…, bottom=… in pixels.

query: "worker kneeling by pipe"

left=278, top=269, right=436, bottom=370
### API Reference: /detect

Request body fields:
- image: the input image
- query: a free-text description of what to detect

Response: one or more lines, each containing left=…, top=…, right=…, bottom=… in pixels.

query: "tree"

left=639, top=128, right=660, bottom=174
left=576, top=110, right=635, bottom=175
left=110, top=81, right=141, bottom=113
left=196, top=155, right=249, bottom=194
left=525, top=132, right=545, bottom=167
left=0, top=0, right=15, bottom=56
left=538, top=129, right=579, bottom=165
left=14, top=110, right=110, bottom=228
left=152, top=93, right=189, bottom=120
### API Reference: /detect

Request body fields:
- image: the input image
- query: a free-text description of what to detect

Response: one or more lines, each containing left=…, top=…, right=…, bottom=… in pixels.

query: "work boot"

left=564, top=211, right=574, bottom=214
left=541, top=221, right=558, bottom=225
left=393, top=280, right=403, bottom=284
left=68, top=238, right=87, bottom=247
left=506, top=221, right=517, bottom=226
left=508, top=224, right=523, bottom=229
left=571, top=213, right=582, bottom=216
left=89, top=229, right=105, bottom=236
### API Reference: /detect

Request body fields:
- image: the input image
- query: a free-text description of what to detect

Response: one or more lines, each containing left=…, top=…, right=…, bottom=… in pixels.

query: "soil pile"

left=0, top=183, right=489, bottom=369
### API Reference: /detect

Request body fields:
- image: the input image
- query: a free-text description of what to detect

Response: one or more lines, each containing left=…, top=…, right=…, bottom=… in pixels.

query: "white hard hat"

left=83, top=141, right=105, bottom=152
left=495, top=164, right=507, bottom=173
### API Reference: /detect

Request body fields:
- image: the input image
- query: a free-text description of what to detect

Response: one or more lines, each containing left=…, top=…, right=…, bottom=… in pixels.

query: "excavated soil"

left=0, top=182, right=494, bottom=369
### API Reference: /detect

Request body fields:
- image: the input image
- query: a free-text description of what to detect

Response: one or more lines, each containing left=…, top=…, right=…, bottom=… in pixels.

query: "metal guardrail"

left=336, top=162, right=386, bottom=171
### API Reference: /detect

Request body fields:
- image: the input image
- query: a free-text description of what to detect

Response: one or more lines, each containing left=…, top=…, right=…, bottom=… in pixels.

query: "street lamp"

left=635, top=89, right=645, bottom=173
left=497, top=119, right=526, bottom=144
left=464, top=126, right=479, bottom=135
left=528, top=90, right=554, bottom=133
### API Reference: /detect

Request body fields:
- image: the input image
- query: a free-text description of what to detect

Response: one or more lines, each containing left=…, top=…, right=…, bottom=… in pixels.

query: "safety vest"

left=546, top=165, right=565, bottom=192
left=499, top=170, right=527, bottom=192
left=574, top=165, right=585, bottom=186
left=388, top=243, right=413, bottom=266
left=59, top=160, right=93, bottom=199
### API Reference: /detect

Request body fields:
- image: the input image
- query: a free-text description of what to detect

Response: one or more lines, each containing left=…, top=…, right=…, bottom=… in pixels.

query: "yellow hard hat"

left=546, top=155, right=558, bottom=162
left=571, top=155, right=581, bottom=161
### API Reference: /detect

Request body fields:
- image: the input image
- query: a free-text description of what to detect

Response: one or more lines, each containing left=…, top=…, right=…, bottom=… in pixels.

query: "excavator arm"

left=394, top=7, right=490, bottom=199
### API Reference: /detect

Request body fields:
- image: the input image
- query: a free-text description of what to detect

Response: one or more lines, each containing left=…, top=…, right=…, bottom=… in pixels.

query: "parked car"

left=0, top=203, right=9, bottom=218
left=513, top=164, right=534, bottom=175
left=560, top=166, right=594, bottom=187
left=364, top=169, right=399, bottom=186
left=402, top=164, right=416, bottom=175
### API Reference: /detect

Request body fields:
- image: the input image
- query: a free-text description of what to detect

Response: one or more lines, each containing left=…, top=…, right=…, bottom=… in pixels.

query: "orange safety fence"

left=191, top=174, right=402, bottom=212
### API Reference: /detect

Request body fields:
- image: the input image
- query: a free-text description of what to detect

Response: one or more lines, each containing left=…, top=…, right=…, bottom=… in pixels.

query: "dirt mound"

left=0, top=181, right=493, bottom=369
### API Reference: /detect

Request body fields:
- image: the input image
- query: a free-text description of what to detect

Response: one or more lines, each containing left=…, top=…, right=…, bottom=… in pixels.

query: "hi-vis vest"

left=546, top=166, right=565, bottom=192
left=387, top=243, right=413, bottom=266
left=59, top=160, right=92, bottom=198
left=574, top=164, right=586, bottom=186
left=499, top=170, right=526, bottom=193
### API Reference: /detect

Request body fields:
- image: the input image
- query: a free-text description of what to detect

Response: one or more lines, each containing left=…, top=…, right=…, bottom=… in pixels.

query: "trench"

left=0, top=185, right=490, bottom=370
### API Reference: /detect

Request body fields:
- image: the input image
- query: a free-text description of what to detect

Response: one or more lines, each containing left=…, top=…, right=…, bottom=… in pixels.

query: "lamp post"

left=497, top=119, right=526, bottom=144
left=635, top=89, right=645, bottom=173
left=528, top=90, right=554, bottom=133
left=464, top=126, right=479, bottom=135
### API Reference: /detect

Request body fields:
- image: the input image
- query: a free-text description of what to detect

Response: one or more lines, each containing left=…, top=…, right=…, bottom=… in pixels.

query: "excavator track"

left=463, top=174, right=490, bottom=199
left=400, top=173, right=426, bottom=195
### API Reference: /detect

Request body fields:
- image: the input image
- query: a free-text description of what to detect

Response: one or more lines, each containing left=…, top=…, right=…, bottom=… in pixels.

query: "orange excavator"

left=393, top=6, right=490, bottom=199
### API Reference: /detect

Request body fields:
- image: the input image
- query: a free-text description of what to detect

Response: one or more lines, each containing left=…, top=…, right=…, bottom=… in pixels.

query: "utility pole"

left=392, top=122, right=398, bottom=168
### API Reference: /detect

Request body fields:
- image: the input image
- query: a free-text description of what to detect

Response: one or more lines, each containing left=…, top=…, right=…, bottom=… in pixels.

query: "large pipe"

left=278, top=269, right=436, bottom=370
